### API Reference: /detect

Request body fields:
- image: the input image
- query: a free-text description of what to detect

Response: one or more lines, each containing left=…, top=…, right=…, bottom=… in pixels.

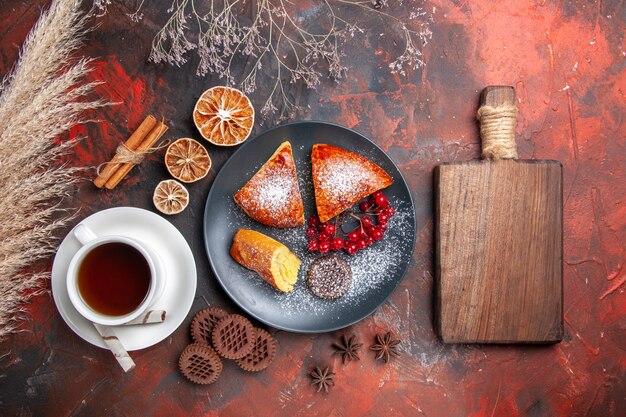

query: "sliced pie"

left=312, top=144, right=393, bottom=223
left=234, top=141, right=305, bottom=227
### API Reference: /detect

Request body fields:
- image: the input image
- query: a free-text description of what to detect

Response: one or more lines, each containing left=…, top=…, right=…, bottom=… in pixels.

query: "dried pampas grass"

left=0, top=0, right=107, bottom=338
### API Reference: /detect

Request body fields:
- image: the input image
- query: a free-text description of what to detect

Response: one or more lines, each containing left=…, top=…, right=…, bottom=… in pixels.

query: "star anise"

left=333, top=334, right=363, bottom=364
left=309, top=366, right=335, bottom=393
left=370, top=332, right=401, bottom=363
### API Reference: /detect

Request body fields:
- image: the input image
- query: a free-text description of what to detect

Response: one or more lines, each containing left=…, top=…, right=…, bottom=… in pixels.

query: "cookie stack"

left=179, top=307, right=277, bottom=385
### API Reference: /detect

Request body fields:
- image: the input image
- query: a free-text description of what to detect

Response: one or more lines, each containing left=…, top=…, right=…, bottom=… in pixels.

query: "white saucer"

left=52, top=207, right=197, bottom=351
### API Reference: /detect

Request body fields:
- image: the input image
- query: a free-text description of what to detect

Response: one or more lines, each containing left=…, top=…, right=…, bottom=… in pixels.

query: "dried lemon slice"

left=153, top=180, right=189, bottom=215
left=193, top=86, right=254, bottom=146
left=165, top=138, right=211, bottom=183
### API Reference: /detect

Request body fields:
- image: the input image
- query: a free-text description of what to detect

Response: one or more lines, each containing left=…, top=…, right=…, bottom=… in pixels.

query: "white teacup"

left=67, top=224, right=165, bottom=326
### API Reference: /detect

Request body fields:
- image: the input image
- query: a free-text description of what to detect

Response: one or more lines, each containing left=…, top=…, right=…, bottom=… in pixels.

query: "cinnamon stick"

left=94, top=115, right=157, bottom=188
left=104, top=121, right=169, bottom=190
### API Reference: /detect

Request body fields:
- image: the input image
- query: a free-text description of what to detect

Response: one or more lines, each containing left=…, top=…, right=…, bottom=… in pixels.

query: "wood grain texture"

left=481, top=85, right=515, bottom=108
left=435, top=159, right=563, bottom=343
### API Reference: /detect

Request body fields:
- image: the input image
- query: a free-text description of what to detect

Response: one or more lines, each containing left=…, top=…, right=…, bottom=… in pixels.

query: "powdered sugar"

left=316, top=158, right=371, bottom=200
left=220, top=141, right=414, bottom=327
left=234, top=153, right=303, bottom=227
left=228, top=192, right=414, bottom=316
left=251, top=167, right=297, bottom=212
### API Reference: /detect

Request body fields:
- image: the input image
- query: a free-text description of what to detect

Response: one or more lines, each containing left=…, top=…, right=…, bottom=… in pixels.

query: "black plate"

left=204, top=121, right=415, bottom=333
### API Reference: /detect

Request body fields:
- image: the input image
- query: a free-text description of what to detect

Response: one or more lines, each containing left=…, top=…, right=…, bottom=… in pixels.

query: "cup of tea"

left=66, top=224, right=164, bottom=326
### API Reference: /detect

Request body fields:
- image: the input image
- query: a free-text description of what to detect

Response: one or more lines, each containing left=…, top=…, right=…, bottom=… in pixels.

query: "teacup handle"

left=73, top=224, right=97, bottom=245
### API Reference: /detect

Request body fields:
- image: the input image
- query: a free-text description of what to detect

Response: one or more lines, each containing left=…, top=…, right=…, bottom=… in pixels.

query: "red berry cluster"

left=306, top=191, right=395, bottom=256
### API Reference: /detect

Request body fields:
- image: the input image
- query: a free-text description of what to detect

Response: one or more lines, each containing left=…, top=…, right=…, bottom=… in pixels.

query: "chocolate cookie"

left=191, top=307, right=228, bottom=345
left=235, top=328, right=277, bottom=372
left=307, top=255, right=352, bottom=299
left=179, top=343, right=223, bottom=385
left=211, top=314, right=256, bottom=359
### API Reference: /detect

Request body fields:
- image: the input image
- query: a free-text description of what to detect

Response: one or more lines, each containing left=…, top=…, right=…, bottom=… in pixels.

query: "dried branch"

left=100, top=0, right=434, bottom=121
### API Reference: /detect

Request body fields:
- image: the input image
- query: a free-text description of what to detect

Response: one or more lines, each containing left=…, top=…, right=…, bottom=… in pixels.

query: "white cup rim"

left=67, top=234, right=157, bottom=326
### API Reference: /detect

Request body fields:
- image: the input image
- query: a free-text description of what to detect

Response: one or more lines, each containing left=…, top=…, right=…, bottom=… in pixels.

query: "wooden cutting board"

left=434, top=86, right=563, bottom=344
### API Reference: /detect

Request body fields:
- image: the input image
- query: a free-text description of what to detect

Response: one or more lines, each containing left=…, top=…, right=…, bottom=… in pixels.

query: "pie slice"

left=234, top=141, right=305, bottom=227
left=312, top=144, right=393, bottom=223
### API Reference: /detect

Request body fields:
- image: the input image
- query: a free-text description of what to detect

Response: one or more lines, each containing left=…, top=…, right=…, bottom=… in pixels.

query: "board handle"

left=477, top=86, right=518, bottom=160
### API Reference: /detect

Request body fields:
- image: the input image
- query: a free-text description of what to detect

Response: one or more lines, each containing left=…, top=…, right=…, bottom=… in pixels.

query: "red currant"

left=371, top=228, right=384, bottom=240
left=306, top=197, right=392, bottom=251
left=318, top=232, right=331, bottom=241
left=347, top=230, right=359, bottom=242
left=374, top=193, right=388, bottom=208
left=331, top=237, right=344, bottom=251
left=344, top=242, right=358, bottom=255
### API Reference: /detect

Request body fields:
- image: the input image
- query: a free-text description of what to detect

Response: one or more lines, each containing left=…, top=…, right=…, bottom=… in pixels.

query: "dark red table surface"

left=1, top=1, right=625, bottom=416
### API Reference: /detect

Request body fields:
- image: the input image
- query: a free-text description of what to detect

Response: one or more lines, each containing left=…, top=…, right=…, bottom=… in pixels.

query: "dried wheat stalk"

left=0, top=0, right=107, bottom=338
